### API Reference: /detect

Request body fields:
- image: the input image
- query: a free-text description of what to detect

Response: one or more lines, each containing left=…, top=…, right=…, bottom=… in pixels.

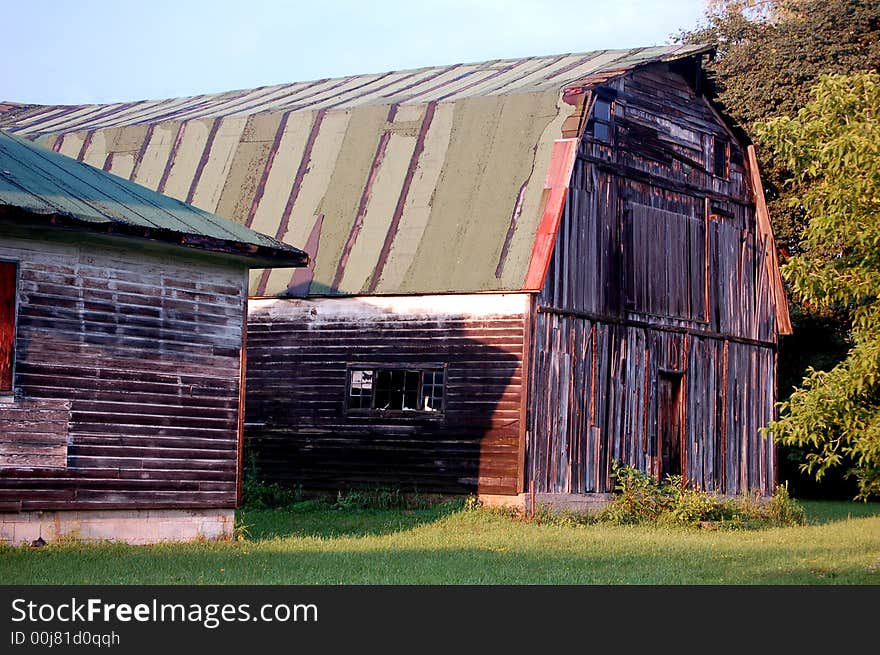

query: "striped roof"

left=0, top=44, right=712, bottom=296
left=0, top=130, right=308, bottom=268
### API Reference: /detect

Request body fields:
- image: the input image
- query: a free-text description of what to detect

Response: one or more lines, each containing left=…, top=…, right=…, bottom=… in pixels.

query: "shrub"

left=594, top=462, right=807, bottom=529
left=596, top=461, right=672, bottom=524
left=764, top=483, right=808, bottom=526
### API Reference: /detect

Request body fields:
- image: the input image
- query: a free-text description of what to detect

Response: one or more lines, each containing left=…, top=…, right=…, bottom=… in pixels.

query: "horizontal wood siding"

left=528, top=66, right=779, bottom=495
left=246, top=296, right=527, bottom=495
left=0, top=397, right=70, bottom=468
left=0, top=230, right=246, bottom=511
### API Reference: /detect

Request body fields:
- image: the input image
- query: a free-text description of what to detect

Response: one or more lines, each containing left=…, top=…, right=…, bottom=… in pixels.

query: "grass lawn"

left=1, top=500, right=879, bottom=585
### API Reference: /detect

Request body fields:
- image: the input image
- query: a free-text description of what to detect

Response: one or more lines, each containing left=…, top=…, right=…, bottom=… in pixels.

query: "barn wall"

left=529, top=314, right=776, bottom=495
left=542, top=66, right=778, bottom=342
left=0, top=229, right=247, bottom=512
left=246, top=294, right=528, bottom=495
left=528, top=65, right=778, bottom=495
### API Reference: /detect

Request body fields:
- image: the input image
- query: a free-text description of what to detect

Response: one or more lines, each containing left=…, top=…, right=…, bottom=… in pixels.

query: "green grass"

left=1, top=500, right=879, bottom=585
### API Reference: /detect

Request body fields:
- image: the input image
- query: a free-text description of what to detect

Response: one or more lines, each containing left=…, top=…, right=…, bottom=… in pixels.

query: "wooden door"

left=658, top=374, right=683, bottom=481
left=0, top=262, right=17, bottom=392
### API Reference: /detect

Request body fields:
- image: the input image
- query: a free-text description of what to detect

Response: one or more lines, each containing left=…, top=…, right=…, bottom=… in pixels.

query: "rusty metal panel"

left=0, top=45, right=714, bottom=296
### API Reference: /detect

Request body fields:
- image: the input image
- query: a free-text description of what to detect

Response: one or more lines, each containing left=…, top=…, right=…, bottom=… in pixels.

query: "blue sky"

left=2, top=0, right=709, bottom=104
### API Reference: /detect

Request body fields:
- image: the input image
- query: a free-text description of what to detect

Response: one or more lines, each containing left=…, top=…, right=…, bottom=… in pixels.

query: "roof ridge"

left=0, top=44, right=713, bottom=110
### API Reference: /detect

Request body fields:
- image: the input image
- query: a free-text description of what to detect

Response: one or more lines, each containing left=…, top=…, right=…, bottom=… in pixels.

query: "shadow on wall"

left=244, top=294, right=524, bottom=496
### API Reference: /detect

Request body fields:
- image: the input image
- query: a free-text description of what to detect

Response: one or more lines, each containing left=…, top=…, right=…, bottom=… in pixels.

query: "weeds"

left=593, top=462, right=807, bottom=529
left=241, top=478, right=303, bottom=509
left=232, top=514, right=251, bottom=542
left=332, top=487, right=444, bottom=511
left=240, top=452, right=304, bottom=509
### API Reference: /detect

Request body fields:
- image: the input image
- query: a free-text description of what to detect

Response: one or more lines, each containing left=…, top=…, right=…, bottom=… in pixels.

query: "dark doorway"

left=658, top=373, right=683, bottom=481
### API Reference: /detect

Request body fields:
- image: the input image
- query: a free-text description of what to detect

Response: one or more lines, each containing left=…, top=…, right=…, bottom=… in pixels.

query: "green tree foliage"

left=758, top=72, right=880, bottom=499
left=679, top=2, right=879, bottom=496
left=679, top=0, right=880, bottom=250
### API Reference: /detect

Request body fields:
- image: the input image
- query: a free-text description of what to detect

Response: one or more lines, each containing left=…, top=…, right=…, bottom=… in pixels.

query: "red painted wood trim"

left=746, top=144, right=792, bottom=335
left=522, top=138, right=579, bottom=291
left=517, top=293, right=534, bottom=493
left=0, top=262, right=16, bottom=392
left=235, top=289, right=248, bottom=507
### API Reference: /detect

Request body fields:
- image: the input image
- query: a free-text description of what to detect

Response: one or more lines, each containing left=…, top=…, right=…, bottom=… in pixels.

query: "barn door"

left=657, top=373, right=683, bottom=482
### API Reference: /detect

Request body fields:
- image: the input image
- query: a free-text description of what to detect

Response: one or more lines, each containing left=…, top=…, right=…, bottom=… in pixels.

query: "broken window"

left=347, top=366, right=446, bottom=413
left=711, top=135, right=729, bottom=179
left=348, top=370, right=374, bottom=410
left=0, top=262, right=17, bottom=392
left=590, top=97, right=613, bottom=144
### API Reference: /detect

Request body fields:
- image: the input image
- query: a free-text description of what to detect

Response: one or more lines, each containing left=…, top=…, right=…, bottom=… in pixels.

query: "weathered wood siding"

left=0, top=397, right=70, bottom=469
left=528, top=65, right=778, bottom=495
left=530, top=316, right=776, bottom=495
left=0, top=229, right=247, bottom=512
left=246, top=294, right=528, bottom=495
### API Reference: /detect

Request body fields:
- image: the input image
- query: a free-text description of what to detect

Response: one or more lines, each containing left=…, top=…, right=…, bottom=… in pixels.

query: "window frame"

left=345, top=363, right=448, bottom=418
left=0, top=259, right=18, bottom=395
left=710, top=135, right=730, bottom=179
left=588, top=91, right=616, bottom=145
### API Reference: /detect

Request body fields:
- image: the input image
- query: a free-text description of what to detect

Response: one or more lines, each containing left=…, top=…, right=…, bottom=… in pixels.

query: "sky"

left=1, top=0, right=710, bottom=105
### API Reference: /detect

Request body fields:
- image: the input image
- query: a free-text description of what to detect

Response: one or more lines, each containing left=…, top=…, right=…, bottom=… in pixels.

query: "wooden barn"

left=0, top=131, right=306, bottom=543
left=0, top=43, right=791, bottom=507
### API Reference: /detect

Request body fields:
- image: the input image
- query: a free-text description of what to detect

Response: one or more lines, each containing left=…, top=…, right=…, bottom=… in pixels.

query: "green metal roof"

left=0, top=45, right=712, bottom=293
left=0, top=130, right=308, bottom=268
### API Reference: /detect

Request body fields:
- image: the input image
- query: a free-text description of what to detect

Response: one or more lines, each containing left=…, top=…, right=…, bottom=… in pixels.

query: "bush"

left=594, top=462, right=807, bottom=529
left=764, top=483, right=808, bottom=526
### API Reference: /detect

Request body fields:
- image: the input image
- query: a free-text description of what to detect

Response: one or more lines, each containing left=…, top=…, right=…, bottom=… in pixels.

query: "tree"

left=678, top=0, right=880, bottom=250
left=758, top=72, right=880, bottom=499
left=678, top=2, right=880, bottom=496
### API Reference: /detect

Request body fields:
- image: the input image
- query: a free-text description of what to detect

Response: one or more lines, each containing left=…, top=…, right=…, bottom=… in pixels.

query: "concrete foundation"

left=479, top=492, right=615, bottom=514
left=0, top=509, right=235, bottom=546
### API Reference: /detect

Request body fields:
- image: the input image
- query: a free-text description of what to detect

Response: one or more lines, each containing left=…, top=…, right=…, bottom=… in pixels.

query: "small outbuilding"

left=0, top=44, right=791, bottom=509
left=0, top=131, right=306, bottom=544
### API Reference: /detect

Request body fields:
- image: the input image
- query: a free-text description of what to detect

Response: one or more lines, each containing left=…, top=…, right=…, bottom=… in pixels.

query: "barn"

left=0, top=131, right=306, bottom=544
left=0, top=43, right=791, bottom=508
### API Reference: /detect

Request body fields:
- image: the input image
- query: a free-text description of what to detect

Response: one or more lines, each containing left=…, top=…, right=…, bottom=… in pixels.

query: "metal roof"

left=0, top=130, right=308, bottom=268
left=0, top=44, right=712, bottom=295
